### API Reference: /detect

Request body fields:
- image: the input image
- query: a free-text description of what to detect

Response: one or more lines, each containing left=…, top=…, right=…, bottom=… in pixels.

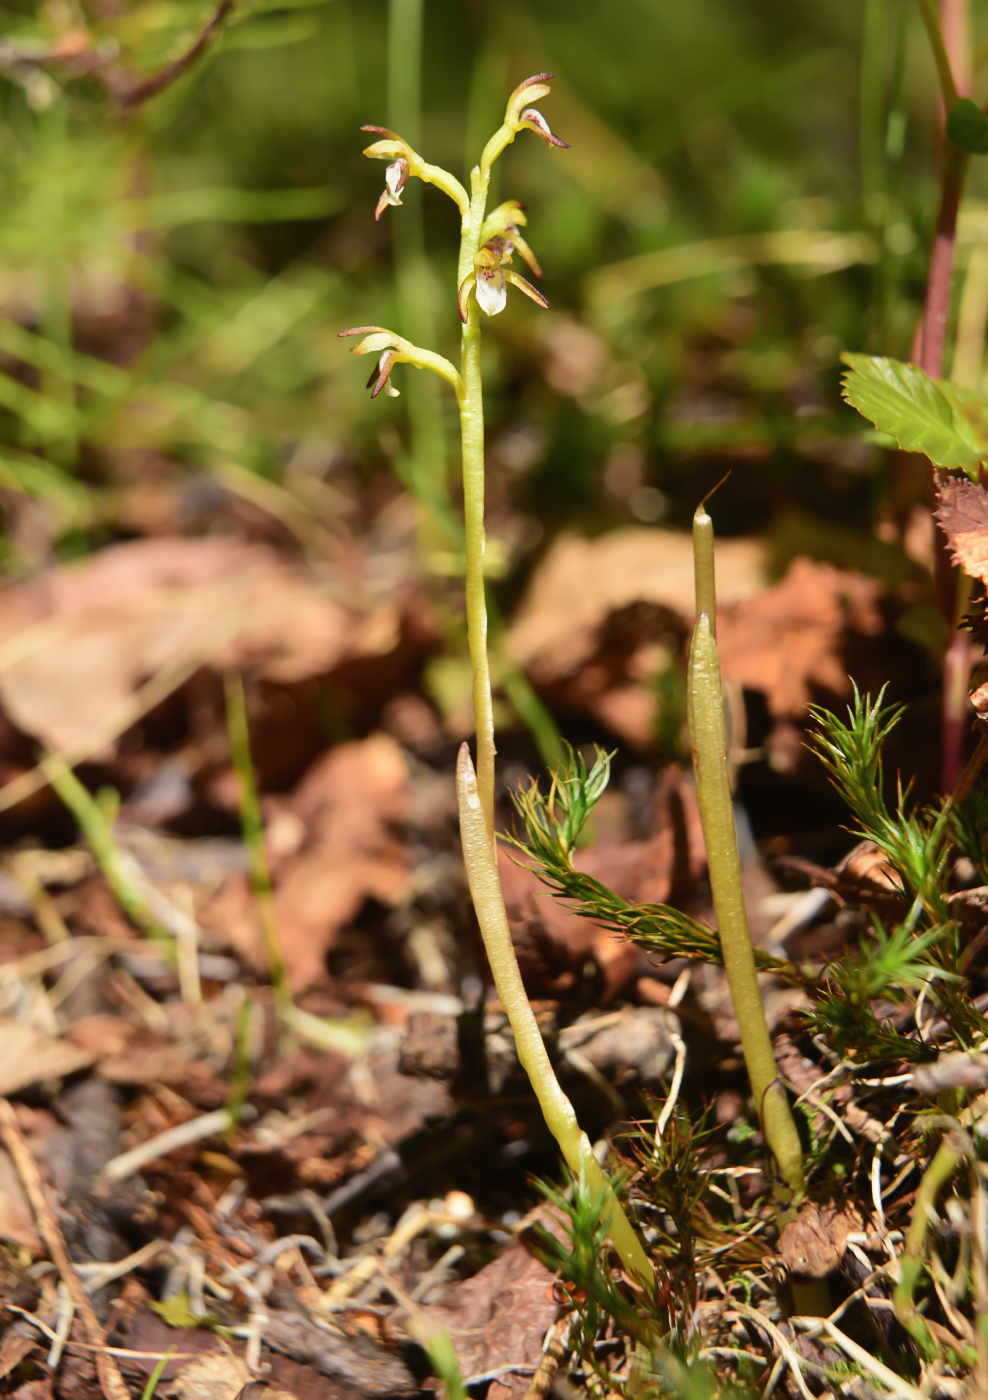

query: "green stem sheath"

left=688, top=506, right=804, bottom=1198
left=456, top=742, right=655, bottom=1288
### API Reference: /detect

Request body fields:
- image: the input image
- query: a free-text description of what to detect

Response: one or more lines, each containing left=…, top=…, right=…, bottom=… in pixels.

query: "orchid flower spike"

left=458, top=237, right=550, bottom=322
left=504, top=73, right=569, bottom=148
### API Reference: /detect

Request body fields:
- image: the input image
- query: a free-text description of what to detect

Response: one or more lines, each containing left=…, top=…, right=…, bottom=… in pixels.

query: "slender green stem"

left=917, top=0, right=959, bottom=108
left=688, top=506, right=804, bottom=1198
left=457, top=743, right=655, bottom=1287
left=893, top=1133, right=963, bottom=1357
left=861, top=0, right=890, bottom=216
left=224, top=671, right=292, bottom=1017
left=44, top=753, right=165, bottom=940
left=458, top=166, right=496, bottom=841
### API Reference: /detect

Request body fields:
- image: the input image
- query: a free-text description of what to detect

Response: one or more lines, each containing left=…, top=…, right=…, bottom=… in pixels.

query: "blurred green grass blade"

left=586, top=230, right=878, bottom=305
left=222, top=12, right=322, bottom=48
left=0, top=367, right=79, bottom=441
left=151, top=267, right=336, bottom=380
left=143, top=185, right=344, bottom=227
left=0, top=319, right=130, bottom=398
left=841, top=351, right=988, bottom=473
left=0, top=449, right=91, bottom=521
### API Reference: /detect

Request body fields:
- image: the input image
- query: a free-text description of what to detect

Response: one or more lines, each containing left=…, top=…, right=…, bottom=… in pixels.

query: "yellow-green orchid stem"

left=689, top=503, right=804, bottom=1199
left=456, top=163, right=497, bottom=840
left=403, top=346, right=464, bottom=400
left=456, top=743, right=655, bottom=1287
left=480, top=124, right=516, bottom=179
left=417, top=159, right=470, bottom=216
left=916, top=0, right=959, bottom=110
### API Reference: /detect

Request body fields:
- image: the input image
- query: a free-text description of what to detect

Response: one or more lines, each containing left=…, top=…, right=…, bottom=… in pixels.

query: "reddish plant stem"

left=918, top=152, right=967, bottom=381
left=915, top=1, right=971, bottom=791
left=940, top=0, right=972, bottom=99
left=920, top=154, right=970, bottom=791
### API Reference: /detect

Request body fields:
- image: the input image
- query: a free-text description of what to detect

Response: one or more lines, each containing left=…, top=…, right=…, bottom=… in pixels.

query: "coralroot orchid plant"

left=340, top=75, right=654, bottom=1290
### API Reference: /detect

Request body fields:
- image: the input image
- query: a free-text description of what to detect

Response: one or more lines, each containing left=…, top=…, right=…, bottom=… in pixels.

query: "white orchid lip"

left=475, top=267, right=507, bottom=317
left=457, top=236, right=551, bottom=321
left=374, top=156, right=409, bottom=221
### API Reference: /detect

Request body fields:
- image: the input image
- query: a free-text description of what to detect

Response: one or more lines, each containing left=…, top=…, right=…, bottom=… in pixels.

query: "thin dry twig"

left=0, top=1098, right=131, bottom=1400
left=114, top=0, right=236, bottom=107
left=99, top=1107, right=237, bottom=1187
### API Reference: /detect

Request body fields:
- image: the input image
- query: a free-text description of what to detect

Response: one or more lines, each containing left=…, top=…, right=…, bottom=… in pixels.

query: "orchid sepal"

left=505, top=73, right=554, bottom=127
left=505, top=270, right=550, bottom=310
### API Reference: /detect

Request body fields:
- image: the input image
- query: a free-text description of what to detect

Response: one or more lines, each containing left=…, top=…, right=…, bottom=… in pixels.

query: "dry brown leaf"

left=170, top=1351, right=252, bottom=1400
left=935, top=475, right=988, bottom=582
left=509, top=527, right=764, bottom=687
left=0, top=1335, right=40, bottom=1382
left=0, top=1019, right=97, bottom=1096
left=778, top=1201, right=862, bottom=1279
left=509, top=532, right=883, bottom=740
left=235, top=1386, right=301, bottom=1400
left=972, top=680, right=988, bottom=722
left=717, top=557, right=884, bottom=716
left=0, top=1146, right=40, bottom=1249
left=65, top=1016, right=191, bottom=1085
left=421, top=1240, right=558, bottom=1400
left=201, top=734, right=410, bottom=991
left=6, top=1377, right=50, bottom=1400
left=0, top=537, right=402, bottom=754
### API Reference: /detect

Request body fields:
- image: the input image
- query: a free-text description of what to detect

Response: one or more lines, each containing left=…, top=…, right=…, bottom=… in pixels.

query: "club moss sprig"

left=808, top=686, right=952, bottom=923
left=345, top=73, right=564, bottom=843
left=507, top=746, right=803, bottom=981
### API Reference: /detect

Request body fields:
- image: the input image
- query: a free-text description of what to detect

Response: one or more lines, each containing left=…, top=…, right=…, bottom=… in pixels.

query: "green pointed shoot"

left=688, top=503, right=804, bottom=1199
left=456, top=743, right=655, bottom=1289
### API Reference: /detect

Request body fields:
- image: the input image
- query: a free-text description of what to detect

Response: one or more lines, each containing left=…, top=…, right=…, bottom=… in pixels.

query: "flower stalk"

left=688, top=501, right=805, bottom=1199
left=344, top=74, right=653, bottom=1287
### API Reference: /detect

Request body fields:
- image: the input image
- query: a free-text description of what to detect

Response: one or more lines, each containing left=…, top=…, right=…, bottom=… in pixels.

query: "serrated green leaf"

left=946, top=96, right=988, bottom=154
left=840, top=352, right=987, bottom=476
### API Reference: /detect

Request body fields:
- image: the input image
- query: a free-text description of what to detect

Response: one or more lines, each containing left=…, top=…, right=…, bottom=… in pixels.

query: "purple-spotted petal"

left=476, top=267, right=507, bottom=317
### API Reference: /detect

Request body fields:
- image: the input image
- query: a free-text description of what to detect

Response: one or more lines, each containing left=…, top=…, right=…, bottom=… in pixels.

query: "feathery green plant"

left=809, top=686, right=952, bottom=922
left=509, top=748, right=800, bottom=981
left=531, top=1172, right=758, bottom=1400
